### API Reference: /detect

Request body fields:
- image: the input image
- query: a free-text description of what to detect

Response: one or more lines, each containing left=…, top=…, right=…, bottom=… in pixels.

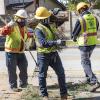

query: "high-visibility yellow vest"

left=35, top=23, right=57, bottom=53
left=77, top=14, right=97, bottom=46
left=5, top=25, right=28, bottom=53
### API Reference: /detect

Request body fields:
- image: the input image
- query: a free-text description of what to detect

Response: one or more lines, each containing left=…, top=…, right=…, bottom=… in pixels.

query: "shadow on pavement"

left=74, top=96, right=100, bottom=100
left=21, top=83, right=100, bottom=100
left=47, top=82, right=90, bottom=91
left=92, top=91, right=100, bottom=93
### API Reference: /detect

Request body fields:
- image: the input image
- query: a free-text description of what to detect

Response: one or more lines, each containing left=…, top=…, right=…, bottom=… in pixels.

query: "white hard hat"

left=14, top=9, right=28, bottom=19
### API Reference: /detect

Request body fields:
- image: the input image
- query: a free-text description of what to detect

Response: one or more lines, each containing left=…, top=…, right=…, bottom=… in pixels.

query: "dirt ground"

left=0, top=71, right=58, bottom=100
left=1, top=69, right=100, bottom=100
left=0, top=73, right=22, bottom=100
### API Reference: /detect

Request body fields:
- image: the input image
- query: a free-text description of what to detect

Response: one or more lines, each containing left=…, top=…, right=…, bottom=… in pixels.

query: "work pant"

left=80, top=47, right=98, bottom=84
left=37, top=51, right=67, bottom=97
left=6, top=52, right=28, bottom=88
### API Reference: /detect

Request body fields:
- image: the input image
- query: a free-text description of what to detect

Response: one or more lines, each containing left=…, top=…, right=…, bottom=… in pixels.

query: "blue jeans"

left=37, top=51, right=67, bottom=97
left=79, top=46, right=98, bottom=84
left=6, top=52, right=28, bottom=88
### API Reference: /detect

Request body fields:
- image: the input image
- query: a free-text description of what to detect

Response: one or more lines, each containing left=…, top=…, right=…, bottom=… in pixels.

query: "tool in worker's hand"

left=7, top=20, right=15, bottom=27
left=0, top=16, right=7, bottom=25
left=29, top=50, right=38, bottom=66
left=28, top=50, right=39, bottom=72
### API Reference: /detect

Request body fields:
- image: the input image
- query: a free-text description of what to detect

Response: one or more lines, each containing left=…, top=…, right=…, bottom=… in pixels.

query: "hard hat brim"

left=35, top=12, right=51, bottom=19
left=14, top=14, right=27, bottom=19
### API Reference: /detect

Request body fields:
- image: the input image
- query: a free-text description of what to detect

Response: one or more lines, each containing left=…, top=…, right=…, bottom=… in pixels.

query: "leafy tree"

left=66, top=0, right=88, bottom=11
left=59, top=0, right=100, bottom=10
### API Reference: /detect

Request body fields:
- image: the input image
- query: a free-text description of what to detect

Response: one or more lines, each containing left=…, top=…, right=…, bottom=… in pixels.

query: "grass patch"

left=67, top=82, right=90, bottom=91
left=21, top=82, right=92, bottom=100
left=21, top=84, right=61, bottom=100
left=21, top=85, right=42, bottom=100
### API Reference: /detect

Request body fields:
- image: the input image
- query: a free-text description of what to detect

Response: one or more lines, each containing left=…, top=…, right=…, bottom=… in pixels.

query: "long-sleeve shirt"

left=71, top=10, right=99, bottom=40
left=0, top=25, right=33, bottom=52
left=0, top=25, right=32, bottom=38
left=35, top=24, right=57, bottom=48
left=71, top=10, right=99, bottom=52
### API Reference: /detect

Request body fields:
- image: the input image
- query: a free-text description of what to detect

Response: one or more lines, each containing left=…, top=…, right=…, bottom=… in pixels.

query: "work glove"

left=56, top=39, right=66, bottom=46
left=7, top=20, right=15, bottom=27
left=56, top=39, right=62, bottom=45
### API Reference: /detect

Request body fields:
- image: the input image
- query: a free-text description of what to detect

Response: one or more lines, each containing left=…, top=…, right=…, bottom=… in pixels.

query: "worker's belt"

left=83, top=32, right=97, bottom=37
left=37, top=51, right=57, bottom=55
left=5, top=47, right=24, bottom=52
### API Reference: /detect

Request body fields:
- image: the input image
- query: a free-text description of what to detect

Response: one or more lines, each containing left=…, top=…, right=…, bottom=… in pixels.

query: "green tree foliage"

left=59, top=0, right=100, bottom=10
left=66, top=0, right=88, bottom=11
left=93, top=0, right=100, bottom=9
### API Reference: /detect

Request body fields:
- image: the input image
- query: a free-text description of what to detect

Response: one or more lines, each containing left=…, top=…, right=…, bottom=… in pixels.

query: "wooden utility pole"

left=69, top=11, right=72, bottom=36
left=22, top=0, right=24, bottom=6
left=36, top=0, right=39, bottom=9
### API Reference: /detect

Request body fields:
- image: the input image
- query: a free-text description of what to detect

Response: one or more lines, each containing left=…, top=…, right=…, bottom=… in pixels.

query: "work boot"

left=61, top=94, right=67, bottom=100
left=43, top=96, right=49, bottom=100
left=90, top=82, right=100, bottom=92
left=19, top=83, right=28, bottom=88
left=10, top=87, right=22, bottom=92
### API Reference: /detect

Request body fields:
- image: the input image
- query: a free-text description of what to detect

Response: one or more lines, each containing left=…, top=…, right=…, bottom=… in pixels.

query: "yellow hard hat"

left=77, top=2, right=89, bottom=12
left=35, top=7, right=51, bottom=19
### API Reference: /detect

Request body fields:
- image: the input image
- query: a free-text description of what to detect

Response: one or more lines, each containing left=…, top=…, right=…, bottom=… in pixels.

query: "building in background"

left=3, top=0, right=66, bottom=14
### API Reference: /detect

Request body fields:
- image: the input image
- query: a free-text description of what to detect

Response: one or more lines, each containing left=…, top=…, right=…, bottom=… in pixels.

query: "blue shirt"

left=71, top=10, right=99, bottom=51
left=71, top=10, right=99, bottom=40
left=35, top=24, right=57, bottom=48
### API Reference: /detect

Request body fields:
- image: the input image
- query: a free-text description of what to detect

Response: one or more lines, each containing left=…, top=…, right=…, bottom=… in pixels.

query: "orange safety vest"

left=5, top=25, right=28, bottom=53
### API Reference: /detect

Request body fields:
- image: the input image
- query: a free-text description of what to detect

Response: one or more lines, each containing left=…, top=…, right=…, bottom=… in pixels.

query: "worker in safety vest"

left=0, top=9, right=32, bottom=92
left=71, top=2, right=100, bottom=92
left=34, top=7, right=67, bottom=100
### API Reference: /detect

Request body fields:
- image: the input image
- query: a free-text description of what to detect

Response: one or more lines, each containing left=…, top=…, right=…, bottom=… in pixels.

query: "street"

left=0, top=48, right=100, bottom=100
left=0, top=47, right=100, bottom=75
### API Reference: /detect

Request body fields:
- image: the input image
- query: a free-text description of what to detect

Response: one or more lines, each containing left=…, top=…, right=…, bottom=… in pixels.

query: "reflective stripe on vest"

left=5, top=25, right=28, bottom=53
left=77, top=14, right=97, bottom=46
left=35, top=23, right=57, bottom=53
